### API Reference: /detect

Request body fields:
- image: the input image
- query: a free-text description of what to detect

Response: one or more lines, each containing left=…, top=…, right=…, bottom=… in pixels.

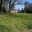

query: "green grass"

left=0, top=13, right=32, bottom=32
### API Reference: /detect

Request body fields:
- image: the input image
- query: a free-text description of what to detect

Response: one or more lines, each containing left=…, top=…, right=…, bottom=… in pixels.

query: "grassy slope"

left=0, top=13, right=32, bottom=32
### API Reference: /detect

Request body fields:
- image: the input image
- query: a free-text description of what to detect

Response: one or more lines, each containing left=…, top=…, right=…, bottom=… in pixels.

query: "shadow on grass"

left=23, top=23, right=32, bottom=32
left=27, top=24, right=32, bottom=29
left=24, top=23, right=32, bottom=29
left=0, top=24, right=11, bottom=32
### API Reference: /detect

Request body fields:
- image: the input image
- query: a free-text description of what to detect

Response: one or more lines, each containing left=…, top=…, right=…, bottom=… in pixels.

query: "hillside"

left=0, top=13, right=32, bottom=32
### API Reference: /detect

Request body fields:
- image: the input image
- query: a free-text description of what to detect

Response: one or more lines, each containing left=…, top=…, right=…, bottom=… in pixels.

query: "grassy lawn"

left=0, top=13, right=32, bottom=32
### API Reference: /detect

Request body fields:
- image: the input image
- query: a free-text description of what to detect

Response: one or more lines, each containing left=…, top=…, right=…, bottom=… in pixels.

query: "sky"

left=15, top=5, right=24, bottom=10
left=25, top=0, right=32, bottom=3
left=15, top=0, right=32, bottom=10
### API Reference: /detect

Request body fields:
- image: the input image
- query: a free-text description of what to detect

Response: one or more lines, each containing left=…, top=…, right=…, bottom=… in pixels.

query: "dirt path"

left=23, top=29, right=32, bottom=32
left=11, top=28, right=21, bottom=32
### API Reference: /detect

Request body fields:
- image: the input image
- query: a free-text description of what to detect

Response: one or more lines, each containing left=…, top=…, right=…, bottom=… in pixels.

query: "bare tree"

left=9, top=0, right=22, bottom=10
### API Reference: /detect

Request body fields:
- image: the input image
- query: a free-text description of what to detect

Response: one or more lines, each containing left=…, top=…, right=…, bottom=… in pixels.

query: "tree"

left=0, top=0, right=3, bottom=12
left=24, top=1, right=29, bottom=13
left=24, top=1, right=29, bottom=7
left=0, top=0, right=1, bottom=10
left=26, top=3, right=32, bottom=13
left=0, top=0, right=9, bottom=12
left=0, top=0, right=5, bottom=12
left=0, top=0, right=22, bottom=12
